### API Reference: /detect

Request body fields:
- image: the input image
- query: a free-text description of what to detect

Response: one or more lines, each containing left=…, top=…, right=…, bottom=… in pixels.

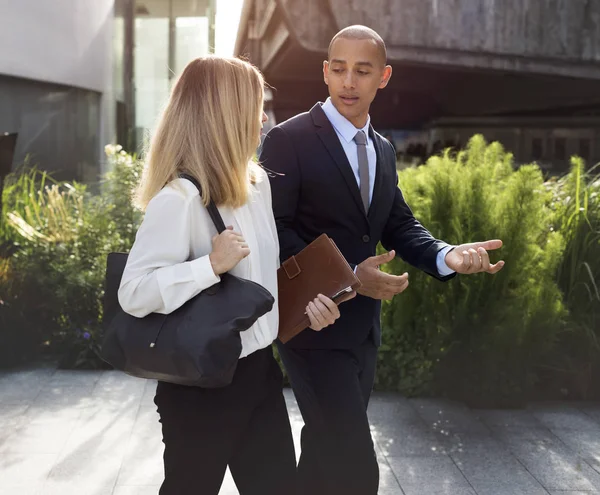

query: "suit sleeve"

left=259, top=126, right=307, bottom=262
left=380, top=142, right=455, bottom=281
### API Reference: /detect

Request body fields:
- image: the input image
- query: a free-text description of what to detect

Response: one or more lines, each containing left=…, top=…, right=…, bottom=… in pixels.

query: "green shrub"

left=0, top=167, right=71, bottom=366
left=544, top=158, right=600, bottom=399
left=0, top=146, right=142, bottom=368
left=1, top=136, right=598, bottom=405
left=376, top=135, right=566, bottom=407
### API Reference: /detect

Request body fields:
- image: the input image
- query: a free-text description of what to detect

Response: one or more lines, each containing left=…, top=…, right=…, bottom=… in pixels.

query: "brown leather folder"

left=277, top=234, right=361, bottom=344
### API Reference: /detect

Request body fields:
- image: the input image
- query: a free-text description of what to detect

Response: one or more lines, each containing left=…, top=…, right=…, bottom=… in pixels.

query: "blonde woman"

left=117, top=56, right=341, bottom=494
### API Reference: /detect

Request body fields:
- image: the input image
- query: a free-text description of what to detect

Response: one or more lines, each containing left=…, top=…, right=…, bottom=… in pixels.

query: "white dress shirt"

left=321, top=98, right=455, bottom=276
left=322, top=98, right=377, bottom=203
left=118, top=168, right=280, bottom=359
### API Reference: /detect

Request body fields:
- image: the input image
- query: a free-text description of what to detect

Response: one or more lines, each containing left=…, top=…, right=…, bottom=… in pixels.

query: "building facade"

left=0, top=0, right=117, bottom=181
left=0, top=0, right=215, bottom=182
left=235, top=0, right=600, bottom=171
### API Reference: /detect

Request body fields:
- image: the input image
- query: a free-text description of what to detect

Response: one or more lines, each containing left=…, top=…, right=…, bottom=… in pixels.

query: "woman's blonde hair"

left=134, top=56, right=265, bottom=209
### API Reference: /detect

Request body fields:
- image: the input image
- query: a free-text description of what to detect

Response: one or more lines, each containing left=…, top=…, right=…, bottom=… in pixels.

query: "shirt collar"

left=321, top=98, right=371, bottom=145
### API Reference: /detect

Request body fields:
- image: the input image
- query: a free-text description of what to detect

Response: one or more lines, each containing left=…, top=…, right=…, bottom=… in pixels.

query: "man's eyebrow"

left=355, top=61, right=374, bottom=67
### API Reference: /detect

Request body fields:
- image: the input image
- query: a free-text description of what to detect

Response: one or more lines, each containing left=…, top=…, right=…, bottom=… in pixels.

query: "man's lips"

left=339, top=95, right=359, bottom=104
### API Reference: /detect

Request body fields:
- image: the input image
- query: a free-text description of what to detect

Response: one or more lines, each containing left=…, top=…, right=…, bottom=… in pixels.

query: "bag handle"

left=179, top=173, right=226, bottom=233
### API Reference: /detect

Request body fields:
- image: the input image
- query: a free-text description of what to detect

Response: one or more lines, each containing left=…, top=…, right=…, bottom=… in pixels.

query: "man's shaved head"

left=328, top=25, right=387, bottom=66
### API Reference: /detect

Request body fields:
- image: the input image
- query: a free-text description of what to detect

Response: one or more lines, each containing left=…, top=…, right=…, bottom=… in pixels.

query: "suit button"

left=362, top=235, right=370, bottom=243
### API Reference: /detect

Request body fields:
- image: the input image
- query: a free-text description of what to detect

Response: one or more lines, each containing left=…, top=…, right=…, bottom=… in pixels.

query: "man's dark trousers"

left=277, top=335, right=379, bottom=495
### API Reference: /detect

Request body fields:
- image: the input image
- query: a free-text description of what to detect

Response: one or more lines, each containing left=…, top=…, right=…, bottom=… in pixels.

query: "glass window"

left=532, top=138, right=543, bottom=160
left=175, top=17, right=209, bottom=78
left=135, top=18, right=170, bottom=131
left=554, top=137, right=566, bottom=161
left=579, top=138, right=591, bottom=161
left=113, top=16, right=125, bottom=102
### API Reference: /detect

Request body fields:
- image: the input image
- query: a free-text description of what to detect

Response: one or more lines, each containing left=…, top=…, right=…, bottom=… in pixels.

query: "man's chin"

left=338, top=107, right=361, bottom=122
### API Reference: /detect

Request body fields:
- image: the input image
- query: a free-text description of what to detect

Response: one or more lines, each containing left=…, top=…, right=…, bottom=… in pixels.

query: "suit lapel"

left=368, top=126, right=385, bottom=221
left=311, top=104, right=368, bottom=219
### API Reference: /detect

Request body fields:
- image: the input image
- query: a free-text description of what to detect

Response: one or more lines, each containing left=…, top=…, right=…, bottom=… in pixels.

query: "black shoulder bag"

left=100, top=174, right=275, bottom=387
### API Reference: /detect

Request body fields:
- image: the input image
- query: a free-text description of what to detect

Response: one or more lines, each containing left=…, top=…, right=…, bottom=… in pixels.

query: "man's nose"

left=343, top=72, right=355, bottom=89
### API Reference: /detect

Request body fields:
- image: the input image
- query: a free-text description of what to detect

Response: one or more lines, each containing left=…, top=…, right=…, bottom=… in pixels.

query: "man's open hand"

left=355, top=250, right=408, bottom=300
left=445, top=240, right=505, bottom=274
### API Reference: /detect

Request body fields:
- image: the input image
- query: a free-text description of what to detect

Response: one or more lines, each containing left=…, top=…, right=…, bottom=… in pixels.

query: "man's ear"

left=323, top=60, right=330, bottom=85
left=379, top=65, right=392, bottom=89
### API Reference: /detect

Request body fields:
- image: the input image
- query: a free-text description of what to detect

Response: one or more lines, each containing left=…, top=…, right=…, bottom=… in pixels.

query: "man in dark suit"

left=259, top=25, right=505, bottom=495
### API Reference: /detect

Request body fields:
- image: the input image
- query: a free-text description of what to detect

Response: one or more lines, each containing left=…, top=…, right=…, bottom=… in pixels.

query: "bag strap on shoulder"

left=179, top=173, right=226, bottom=234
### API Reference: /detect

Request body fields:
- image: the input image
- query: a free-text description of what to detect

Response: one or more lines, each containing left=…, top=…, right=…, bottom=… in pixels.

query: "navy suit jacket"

left=259, top=103, right=454, bottom=349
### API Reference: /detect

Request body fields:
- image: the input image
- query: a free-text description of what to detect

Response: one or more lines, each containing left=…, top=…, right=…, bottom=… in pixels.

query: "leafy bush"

left=376, top=136, right=566, bottom=407
left=544, top=158, right=600, bottom=399
left=1, top=137, right=598, bottom=408
left=0, top=146, right=142, bottom=368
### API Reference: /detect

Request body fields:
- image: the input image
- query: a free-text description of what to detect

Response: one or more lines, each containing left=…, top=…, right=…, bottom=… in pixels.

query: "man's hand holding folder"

left=277, top=234, right=361, bottom=343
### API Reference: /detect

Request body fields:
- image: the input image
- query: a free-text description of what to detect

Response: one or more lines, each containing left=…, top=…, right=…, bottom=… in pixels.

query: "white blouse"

left=117, top=167, right=280, bottom=359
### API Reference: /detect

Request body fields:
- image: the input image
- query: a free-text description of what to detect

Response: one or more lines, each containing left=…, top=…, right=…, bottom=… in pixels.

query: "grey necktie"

left=353, top=130, right=370, bottom=213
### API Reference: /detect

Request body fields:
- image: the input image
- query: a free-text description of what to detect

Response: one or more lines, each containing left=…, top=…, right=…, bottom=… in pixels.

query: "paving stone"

left=387, top=455, right=476, bottom=495
left=130, top=406, right=160, bottom=439
left=0, top=452, right=57, bottom=488
left=371, top=421, right=451, bottom=457
left=116, top=446, right=164, bottom=487
left=3, top=369, right=600, bottom=494
left=0, top=381, right=44, bottom=405
left=139, top=380, right=158, bottom=407
left=449, top=431, right=548, bottom=494
left=410, top=398, right=490, bottom=434
left=369, top=394, right=428, bottom=428
left=38, top=482, right=115, bottom=495
left=378, top=456, right=405, bottom=494
left=529, top=403, right=600, bottom=431
left=112, top=487, right=161, bottom=495
left=551, top=428, right=600, bottom=474
left=548, top=491, right=600, bottom=495
left=0, top=422, right=76, bottom=454
left=580, top=404, right=600, bottom=425
left=0, top=404, right=28, bottom=428
left=93, top=372, right=146, bottom=404
left=21, top=403, right=83, bottom=425
left=32, top=386, right=96, bottom=409
left=125, top=407, right=164, bottom=461
left=0, top=368, right=55, bottom=388
left=0, top=485, right=43, bottom=495
left=62, top=409, right=137, bottom=458
left=476, top=408, right=543, bottom=428
left=471, top=482, right=550, bottom=495
left=492, top=426, right=600, bottom=491
left=47, top=450, right=122, bottom=488
left=47, top=370, right=102, bottom=389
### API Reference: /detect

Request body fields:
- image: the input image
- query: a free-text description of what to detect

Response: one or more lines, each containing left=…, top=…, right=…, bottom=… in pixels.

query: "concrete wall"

left=328, top=0, right=600, bottom=62
left=0, top=0, right=115, bottom=93
left=0, top=0, right=117, bottom=179
left=0, top=76, right=101, bottom=181
left=275, top=0, right=600, bottom=78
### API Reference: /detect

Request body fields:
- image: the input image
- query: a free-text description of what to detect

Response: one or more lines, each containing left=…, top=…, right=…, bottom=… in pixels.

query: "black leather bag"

left=100, top=174, right=275, bottom=387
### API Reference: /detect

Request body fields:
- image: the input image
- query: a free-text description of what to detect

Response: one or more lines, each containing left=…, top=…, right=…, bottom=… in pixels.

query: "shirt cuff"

left=190, top=255, right=221, bottom=289
left=436, top=246, right=456, bottom=276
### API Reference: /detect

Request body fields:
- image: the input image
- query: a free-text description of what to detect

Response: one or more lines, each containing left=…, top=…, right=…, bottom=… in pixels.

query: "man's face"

left=323, top=37, right=392, bottom=128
